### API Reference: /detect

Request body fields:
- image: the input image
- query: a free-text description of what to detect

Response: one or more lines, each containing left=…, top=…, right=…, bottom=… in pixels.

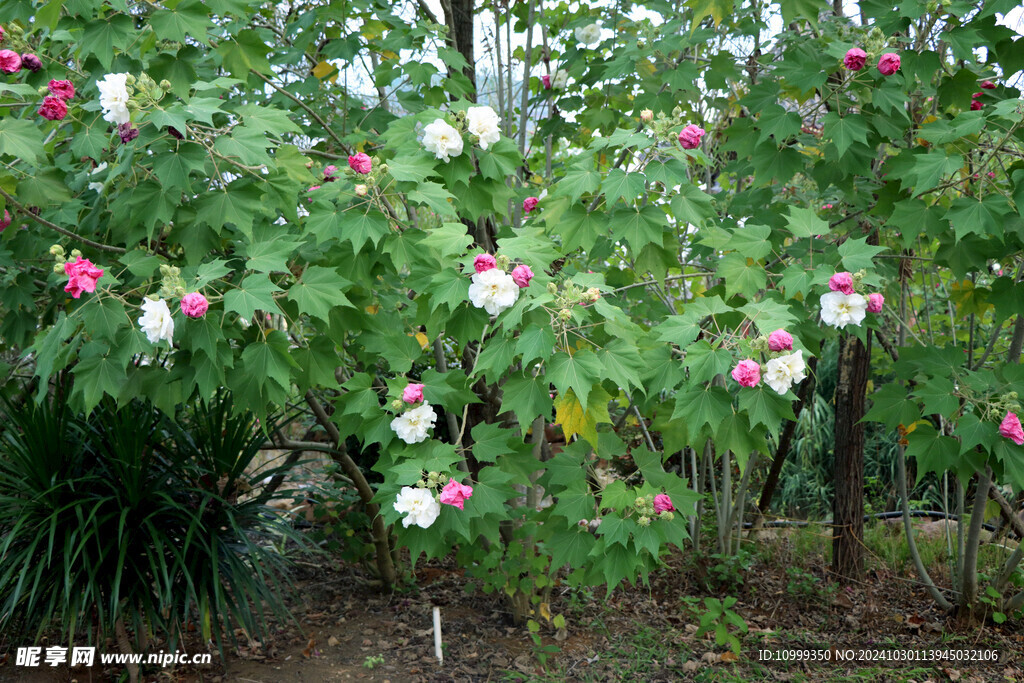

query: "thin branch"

left=0, top=188, right=127, bottom=254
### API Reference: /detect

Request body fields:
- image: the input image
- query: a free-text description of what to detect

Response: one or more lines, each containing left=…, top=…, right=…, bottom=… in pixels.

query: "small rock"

left=683, top=660, right=700, bottom=672
left=328, top=636, right=339, bottom=647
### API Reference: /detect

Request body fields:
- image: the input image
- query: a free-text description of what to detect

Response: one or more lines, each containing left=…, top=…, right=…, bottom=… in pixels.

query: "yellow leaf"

left=539, top=602, right=552, bottom=623
left=554, top=386, right=613, bottom=449
left=950, top=279, right=992, bottom=317
left=365, top=304, right=379, bottom=314
left=311, top=61, right=337, bottom=80
left=415, top=332, right=429, bottom=349
left=637, top=59, right=656, bottom=77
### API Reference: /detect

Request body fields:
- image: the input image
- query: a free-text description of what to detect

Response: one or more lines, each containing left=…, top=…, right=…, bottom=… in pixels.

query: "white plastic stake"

left=433, top=606, right=443, bottom=664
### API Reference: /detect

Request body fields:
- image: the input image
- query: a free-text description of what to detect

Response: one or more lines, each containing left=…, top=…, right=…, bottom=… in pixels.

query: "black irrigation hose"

left=745, top=509, right=998, bottom=533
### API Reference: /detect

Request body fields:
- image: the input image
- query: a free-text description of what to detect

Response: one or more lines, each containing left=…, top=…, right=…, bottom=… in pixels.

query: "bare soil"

left=2, top=528, right=1023, bottom=683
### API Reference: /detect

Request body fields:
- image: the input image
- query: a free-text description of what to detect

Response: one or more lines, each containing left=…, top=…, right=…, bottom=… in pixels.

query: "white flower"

left=574, top=23, right=602, bottom=46
left=820, top=291, right=867, bottom=329
left=764, top=350, right=807, bottom=395
left=137, top=298, right=175, bottom=344
left=88, top=162, right=107, bottom=192
left=552, top=69, right=569, bottom=89
left=393, top=486, right=441, bottom=529
left=97, top=73, right=131, bottom=125
left=991, top=262, right=1002, bottom=273
left=390, top=402, right=438, bottom=444
left=465, top=106, right=501, bottom=150
left=422, top=118, right=464, bottom=162
left=468, top=268, right=519, bottom=316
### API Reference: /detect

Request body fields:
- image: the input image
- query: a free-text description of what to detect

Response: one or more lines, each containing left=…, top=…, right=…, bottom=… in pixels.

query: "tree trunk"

left=443, top=0, right=476, bottom=96
left=832, top=332, right=869, bottom=581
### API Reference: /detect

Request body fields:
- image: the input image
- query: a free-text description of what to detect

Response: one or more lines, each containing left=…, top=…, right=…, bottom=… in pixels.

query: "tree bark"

left=832, top=332, right=869, bottom=581
left=443, top=0, right=476, bottom=95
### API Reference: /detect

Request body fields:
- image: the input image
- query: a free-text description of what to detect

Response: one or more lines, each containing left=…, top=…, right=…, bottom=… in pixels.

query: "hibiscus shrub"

left=1, top=0, right=1023, bottom=629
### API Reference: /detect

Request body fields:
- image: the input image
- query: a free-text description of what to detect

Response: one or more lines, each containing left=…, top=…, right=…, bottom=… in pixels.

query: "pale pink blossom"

left=439, top=479, right=474, bottom=510
left=828, top=271, right=855, bottom=295
left=878, top=53, right=901, bottom=75
left=0, top=209, right=10, bottom=231
left=63, top=257, right=104, bottom=299
left=473, top=253, right=496, bottom=273
left=542, top=74, right=551, bottom=89
left=768, top=329, right=793, bottom=352
left=511, top=264, right=533, bottom=288
left=678, top=124, right=705, bottom=150
left=402, top=382, right=425, bottom=404
left=867, top=293, right=884, bottom=313
left=653, top=494, right=675, bottom=514
left=523, top=197, right=539, bottom=214
left=731, top=359, right=761, bottom=387
left=180, top=292, right=209, bottom=318
left=999, top=412, right=1024, bottom=446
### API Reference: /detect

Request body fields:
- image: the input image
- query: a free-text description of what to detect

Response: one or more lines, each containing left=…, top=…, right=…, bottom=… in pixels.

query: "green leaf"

left=152, top=142, right=207, bottom=192
left=610, top=205, right=668, bottom=252
left=670, top=184, right=716, bottom=226
left=423, top=222, right=473, bottom=259
left=0, top=118, right=45, bottom=165
left=547, top=350, right=603, bottom=408
left=502, top=371, right=553, bottom=428
left=671, top=385, right=733, bottom=432
left=556, top=161, right=602, bottom=201
left=216, top=29, right=272, bottom=77
left=779, top=0, right=829, bottom=28
left=287, top=266, right=355, bottom=321
left=241, top=331, right=298, bottom=392
left=786, top=205, right=828, bottom=238
left=862, top=383, right=922, bottom=429
left=80, top=15, right=134, bottom=68
left=682, top=340, right=733, bottom=384
left=79, top=296, right=128, bottom=342
left=345, top=211, right=390, bottom=255
left=598, top=339, right=645, bottom=394
left=213, top=125, right=272, bottom=166
left=738, top=384, right=797, bottom=437
left=236, top=103, right=302, bottom=135
left=516, top=325, right=556, bottom=365
left=195, top=184, right=261, bottom=238
left=905, top=423, right=961, bottom=481
left=717, top=253, right=766, bottom=298
left=223, top=274, right=283, bottom=319
left=72, top=347, right=127, bottom=415
left=242, top=236, right=301, bottom=273
left=601, top=169, right=647, bottom=206
left=822, top=112, right=869, bottom=158
left=838, top=236, right=887, bottom=272
left=727, top=224, right=772, bottom=260
left=547, top=528, right=596, bottom=570
left=149, top=0, right=210, bottom=44
left=908, top=151, right=964, bottom=196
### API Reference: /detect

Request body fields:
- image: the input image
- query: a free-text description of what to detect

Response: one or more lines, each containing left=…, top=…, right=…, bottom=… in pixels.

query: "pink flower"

left=323, top=164, right=338, bottom=182
left=0, top=49, right=21, bottom=73
left=473, top=253, right=496, bottom=273
left=180, top=292, right=209, bottom=318
left=981, top=80, right=996, bottom=89
left=63, top=257, right=104, bottom=299
left=822, top=203, right=833, bottom=209
left=117, top=122, right=138, bottom=143
left=678, top=124, right=705, bottom=150
left=348, top=152, right=372, bottom=174
left=877, top=53, right=900, bottom=76
left=987, top=172, right=996, bottom=179
left=999, top=412, right=1024, bottom=446
left=653, top=493, right=675, bottom=514
left=828, top=271, right=855, bottom=295
left=731, top=359, right=761, bottom=387
left=0, top=26, right=5, bottom=42
left=0, top=209, right=10, bottom=231
left=542, top=74, right=551, bottom=89
left=523, top=197, right=539, bottom=214
left=21, top=53, right=41, bottom=72
left=970, top=100, right=982, bottom=111
left=439, top=479, right=474, bottom=510
left=866, top=293, right=884, bottom=313
left=843, top=48, right=867, bottom=71
left=972, top=92, right=983, bottom=99
left=37, top=96, right=67, bottom=121
left=48, top=79, right=75, bottom=100
left=768, top=329, right=793, bottom=352
left=511, top=264, right=534, bottom=288
left=402, top=383, right=425, bottom=404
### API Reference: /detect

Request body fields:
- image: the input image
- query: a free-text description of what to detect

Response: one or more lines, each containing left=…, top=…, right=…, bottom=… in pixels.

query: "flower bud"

left=660, top=511, right=674, bottom=521
left=547, top=282, right=558, bottom=295
left=71, top=249, right=82, bottom=259
left=125, top=74, right=136, bottom=85
left=159, top=79, right=172, bottom=90
left=49, top=244, right=65, bottom=257
left=355, top=184, right=368, bottom=196
left=638, top=515, right=651, bottom=526
left=640, top=109, right=653, bottom=123
left=53, top=263, right=65, bottom=274
left=390, top=399, right=404, bottom=410
left=559, top=308, right=572, bottom=321
left=586, top=287, right=601, bottom=302
left=495, top=254, right=511, bottom=270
